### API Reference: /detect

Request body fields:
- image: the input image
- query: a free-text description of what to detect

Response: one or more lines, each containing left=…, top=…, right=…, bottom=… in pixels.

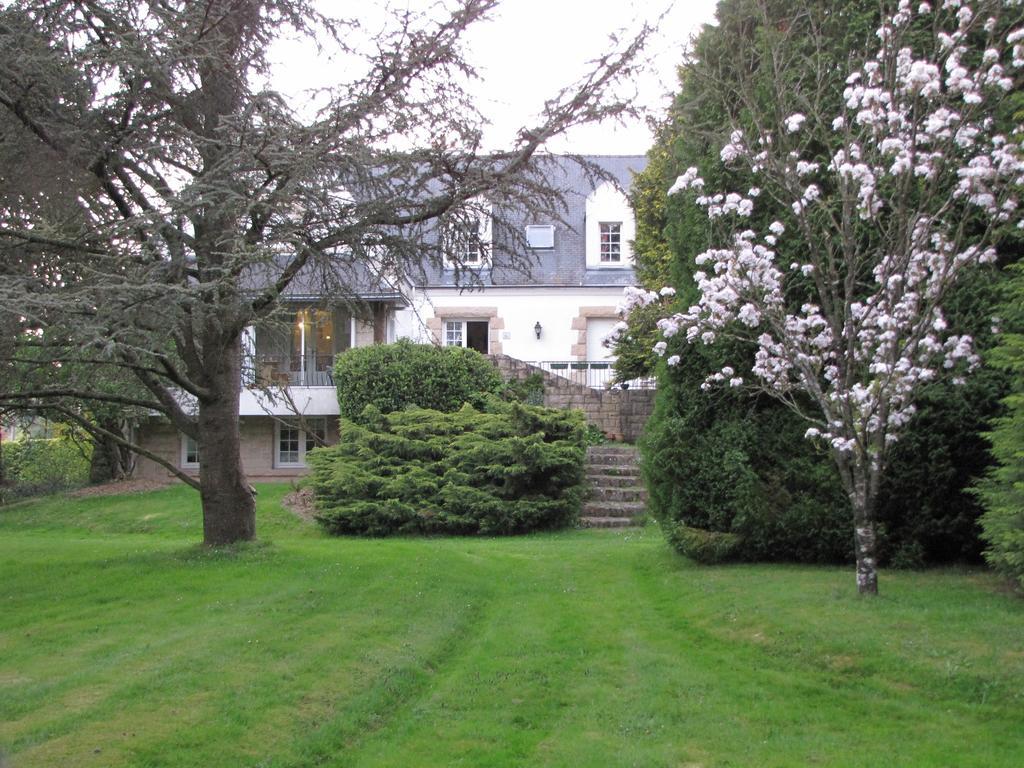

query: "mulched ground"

left=70, top=479, right=173, bottom=498
left=281, top=488, right=317, bottom=522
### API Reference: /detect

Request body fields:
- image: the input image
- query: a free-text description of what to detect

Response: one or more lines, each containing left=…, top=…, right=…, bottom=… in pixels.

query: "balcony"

left=255, top=355, right=335, bottom=387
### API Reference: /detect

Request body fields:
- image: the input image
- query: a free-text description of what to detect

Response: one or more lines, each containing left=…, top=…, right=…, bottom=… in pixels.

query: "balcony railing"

left=532, top=361, right=656, bottom=390
left=248, top=355, right=654, bottom=391
left=254, top=355, right=335, bottom=387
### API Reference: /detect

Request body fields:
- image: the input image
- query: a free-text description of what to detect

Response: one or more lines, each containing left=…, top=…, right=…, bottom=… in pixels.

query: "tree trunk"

left=88, top=420, right=131, bottom=484
left=850, top=474, right=879, bottom=596
left=198, top=336, right=255, bottom=546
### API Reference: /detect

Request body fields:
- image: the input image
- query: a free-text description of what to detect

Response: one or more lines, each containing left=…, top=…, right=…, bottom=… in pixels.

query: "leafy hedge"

left=641, top=341, right=854, bottom=565
left=1, top=437, right=91, bottom=502
left=308, top=398, right=586, bottom=536
left=333, top=340, right=503, bottom=421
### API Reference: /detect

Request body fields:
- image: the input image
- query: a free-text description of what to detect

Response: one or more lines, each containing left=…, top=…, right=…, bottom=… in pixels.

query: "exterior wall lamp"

left=534, top=321, right=542, bottom=340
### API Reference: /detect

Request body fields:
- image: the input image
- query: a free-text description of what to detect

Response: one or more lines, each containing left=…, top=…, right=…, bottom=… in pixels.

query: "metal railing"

left=532, top=361, right=656, bottom=390
left=247, top=354, right=655, bottom=391
left=254, top=355, right=335, bottom=387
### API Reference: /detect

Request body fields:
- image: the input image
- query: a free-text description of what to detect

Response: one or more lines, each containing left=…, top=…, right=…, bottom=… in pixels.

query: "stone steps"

left=581, top=444, right=646, bottom=529
left=580, top=516, right=636, bottom=529
left=585, top=472, right=641, bottom=488
left=586, top=452, right=641, bottom=466
left=588, top=485, right=648, bottom=502
left=581, top=500, right=646, bottom=517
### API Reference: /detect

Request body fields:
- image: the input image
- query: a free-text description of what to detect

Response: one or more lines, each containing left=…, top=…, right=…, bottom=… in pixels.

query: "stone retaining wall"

left=489, top=355, right=656, bottom=442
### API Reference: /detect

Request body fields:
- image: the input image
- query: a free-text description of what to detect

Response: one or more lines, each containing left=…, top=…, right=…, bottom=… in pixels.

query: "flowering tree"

left=632, top=0, right=1023, bottom=594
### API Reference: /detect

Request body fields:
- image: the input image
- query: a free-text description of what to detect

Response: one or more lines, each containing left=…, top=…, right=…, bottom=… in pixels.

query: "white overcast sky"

left=271, top=0, right=720, bottom=155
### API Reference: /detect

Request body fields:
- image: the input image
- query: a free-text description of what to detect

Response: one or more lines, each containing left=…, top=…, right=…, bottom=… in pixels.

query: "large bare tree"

left=0, top=0, right=647, bottom=544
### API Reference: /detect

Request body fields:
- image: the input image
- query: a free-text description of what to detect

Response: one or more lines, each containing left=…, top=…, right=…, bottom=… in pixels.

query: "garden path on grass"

left=1, top=485, right=1022, bottom=767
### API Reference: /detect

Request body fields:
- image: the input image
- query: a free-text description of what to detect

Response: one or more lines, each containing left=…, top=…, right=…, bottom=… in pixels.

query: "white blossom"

left=785, top=113, right=807, bottom=133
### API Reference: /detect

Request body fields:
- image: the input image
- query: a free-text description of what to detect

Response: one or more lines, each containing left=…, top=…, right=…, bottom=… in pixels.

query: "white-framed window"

left=442, top=319, right=489, bottom=354
left=526, top=224, right=555, bottom=249
left=443, top=198, right=492, bottom=269
left=275, top=418, right=327, bottom=468
left=181, top=434, right=200, bottom=469
left=459, top=224, right=484, bottom=265
left=585, top=182, right=635, bottom=268
left=599, top=222, right=622, bottom=262
left=444, top=320, right=464, bottom=347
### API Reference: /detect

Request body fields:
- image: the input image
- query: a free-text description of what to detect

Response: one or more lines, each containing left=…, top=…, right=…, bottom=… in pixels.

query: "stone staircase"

left=581, top=444, right=647, bottom=529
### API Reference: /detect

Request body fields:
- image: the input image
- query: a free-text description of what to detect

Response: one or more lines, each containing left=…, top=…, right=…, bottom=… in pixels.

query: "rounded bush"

left=641, top=340, right=854, bottom=565
left=308, top=398, right=586, bottom=536
left=333, top=340, right=503, bottom=420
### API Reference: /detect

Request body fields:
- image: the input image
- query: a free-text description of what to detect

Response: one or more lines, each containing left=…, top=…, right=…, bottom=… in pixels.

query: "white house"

left=133, top=155, right=646, bottom=481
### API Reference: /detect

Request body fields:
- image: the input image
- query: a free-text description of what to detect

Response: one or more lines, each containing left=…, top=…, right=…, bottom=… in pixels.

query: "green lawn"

left=1, top=486, right=1022, bottom=767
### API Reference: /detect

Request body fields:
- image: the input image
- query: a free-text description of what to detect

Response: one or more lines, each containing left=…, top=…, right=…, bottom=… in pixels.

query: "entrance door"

left=465, top=321, right=489, bottom=354
left=586, top=318, right=618, bottom=361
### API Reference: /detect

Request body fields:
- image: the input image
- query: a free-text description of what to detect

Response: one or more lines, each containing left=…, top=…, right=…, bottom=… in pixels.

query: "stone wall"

left=489, top=355, right=655, bottom=442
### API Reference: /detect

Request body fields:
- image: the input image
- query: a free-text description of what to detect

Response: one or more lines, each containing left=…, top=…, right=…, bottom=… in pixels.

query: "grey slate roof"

left=241, top=154, right=647, bottom=301
left=418, top=154, right=647, bottom=289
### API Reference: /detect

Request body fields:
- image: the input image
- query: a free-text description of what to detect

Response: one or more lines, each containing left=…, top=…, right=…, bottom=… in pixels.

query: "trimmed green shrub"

left=333, top=340, right=503, bottom=420
left=1, top=437, right=91, bottom=502
left=308, top=397, right=586, bottom=536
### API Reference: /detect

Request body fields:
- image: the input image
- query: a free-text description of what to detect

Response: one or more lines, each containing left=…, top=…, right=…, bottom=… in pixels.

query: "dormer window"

left=599, top=222, right=622, bottom=262
left=585, top=182, right=635, bottom=268
left=458, top=225, right=483, bottom=265
left=443, top=198, right=492, bottom=269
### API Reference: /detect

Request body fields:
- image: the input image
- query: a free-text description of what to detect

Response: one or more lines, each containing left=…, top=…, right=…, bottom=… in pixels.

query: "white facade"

left=403, top=286, right=625, bottom=362
left=238, top=386, right=338, bottom=417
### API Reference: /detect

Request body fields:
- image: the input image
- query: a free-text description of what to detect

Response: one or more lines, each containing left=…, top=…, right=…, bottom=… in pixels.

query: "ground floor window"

left=443, top=319, right=489, bottom=354
left=275, top=418, right=327, bottom=468
left=181, top=434, right=200, bottom=469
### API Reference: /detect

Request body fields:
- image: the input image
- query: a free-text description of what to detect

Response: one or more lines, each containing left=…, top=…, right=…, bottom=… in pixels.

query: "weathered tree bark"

left=851, top=487, right=879, bottom=596
left=88, top=419, right=132, bottom=484
left=835, top=450, right=880, bottom=595
left=197, top=334, right=255, bottom=545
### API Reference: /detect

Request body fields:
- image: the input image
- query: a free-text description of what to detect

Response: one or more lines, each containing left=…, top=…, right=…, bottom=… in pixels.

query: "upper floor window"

left=458, top=225, right=484, bottom=265
left=585, top=182, right=635, bottom=268
left=599, top=222, right=622, bottom=262
left=443, top=197, right=492, bottom=270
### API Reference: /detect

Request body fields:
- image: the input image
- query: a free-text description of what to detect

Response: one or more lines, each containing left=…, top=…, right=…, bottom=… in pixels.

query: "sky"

left=271, top=0, right=720, bottom=156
